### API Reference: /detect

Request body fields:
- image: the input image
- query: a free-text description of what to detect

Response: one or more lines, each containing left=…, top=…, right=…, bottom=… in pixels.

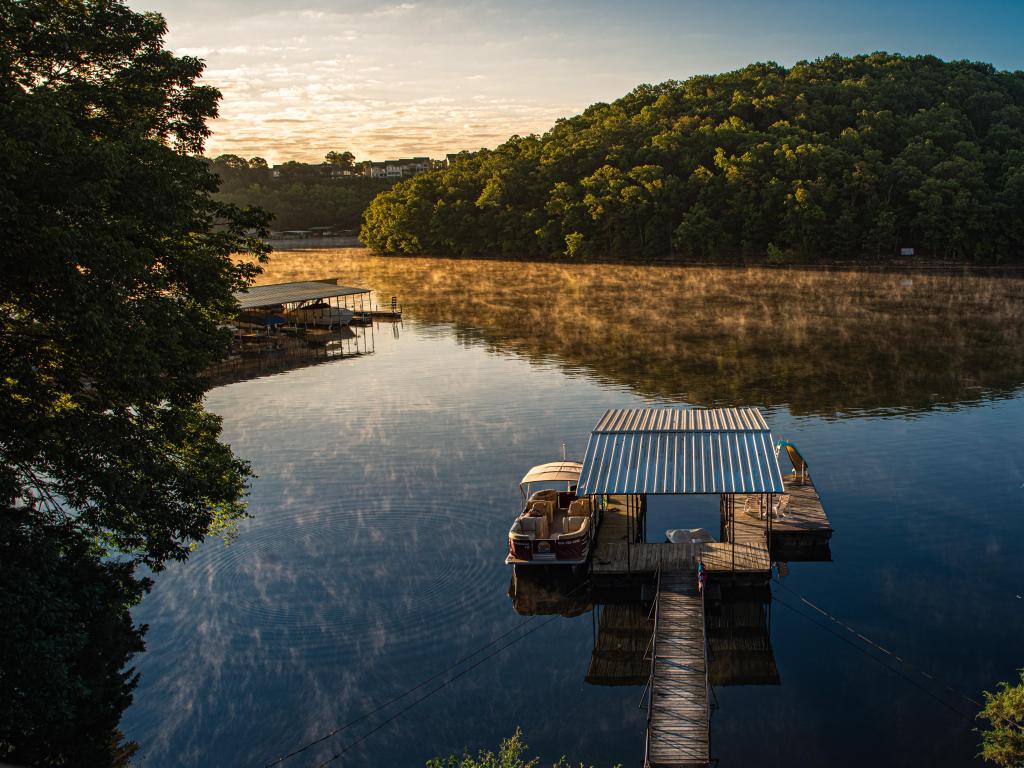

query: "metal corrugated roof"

left=234, top=281, right=370, bottom=309
left=578, top=407, right=785, bottom=495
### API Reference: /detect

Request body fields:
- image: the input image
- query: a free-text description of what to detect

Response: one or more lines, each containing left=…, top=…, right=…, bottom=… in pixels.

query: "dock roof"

left=234, top=281, right=370, bottom=309
left=578, top=407, right=785, bottom=496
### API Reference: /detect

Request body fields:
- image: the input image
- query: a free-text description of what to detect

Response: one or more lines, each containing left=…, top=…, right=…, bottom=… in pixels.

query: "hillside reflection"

left=254, top=249, right=1024, bottom=415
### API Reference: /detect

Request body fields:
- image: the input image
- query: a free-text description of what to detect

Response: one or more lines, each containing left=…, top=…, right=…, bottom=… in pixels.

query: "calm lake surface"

left=123, top=251, right=1024, bottom=767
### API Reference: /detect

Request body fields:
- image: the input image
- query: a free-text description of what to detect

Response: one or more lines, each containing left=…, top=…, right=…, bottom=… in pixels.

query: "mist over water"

left=123, top=251, right=1024, bottom=767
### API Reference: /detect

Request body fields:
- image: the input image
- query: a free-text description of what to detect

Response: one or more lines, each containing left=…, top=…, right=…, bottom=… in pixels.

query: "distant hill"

left=210, top=158, right=393, bottom=232
left=361, top=53, right=1024, bottom=262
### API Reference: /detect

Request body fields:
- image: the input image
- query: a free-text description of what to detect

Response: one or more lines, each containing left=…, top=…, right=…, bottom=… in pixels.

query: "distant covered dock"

left=233, top=280, right=371, bottom=311
left=208, top=280, right=378, bottom=385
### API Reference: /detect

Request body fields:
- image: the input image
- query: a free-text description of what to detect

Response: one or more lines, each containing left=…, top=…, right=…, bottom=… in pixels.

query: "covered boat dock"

left=576, top=406, right=791, bottom=768
left=209, top=280, right=378, bottom=385
left=234, top=279, right=372, bottom=311
left=580, top=407, right=785, bottom=579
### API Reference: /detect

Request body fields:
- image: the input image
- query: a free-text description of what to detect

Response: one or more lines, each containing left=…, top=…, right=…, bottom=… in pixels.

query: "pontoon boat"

left=506, top=461, right=596, bottom=566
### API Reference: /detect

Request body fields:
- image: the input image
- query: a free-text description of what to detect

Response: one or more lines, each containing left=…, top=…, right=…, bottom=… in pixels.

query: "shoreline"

left=264, top=241, right=1024, bottom=275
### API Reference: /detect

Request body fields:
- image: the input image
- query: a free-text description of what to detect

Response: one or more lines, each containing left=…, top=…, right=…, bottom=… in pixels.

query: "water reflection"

left=206, top=323, right=378, bottom=386
left=510, top=570, right=781, bottom=691
left=121, top=257, right=1024, bottom=768
left=253, top=248, right=1024, bottom=415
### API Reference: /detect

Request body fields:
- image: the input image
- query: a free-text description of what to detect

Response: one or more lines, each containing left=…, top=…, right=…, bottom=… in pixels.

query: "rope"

left=772, top=595, right=975, bottom=721
left=265, top=578, right=590, bottom=766
left=314, top=617, right=559, bottom=767
left=773, top=578, right=981, bottom=708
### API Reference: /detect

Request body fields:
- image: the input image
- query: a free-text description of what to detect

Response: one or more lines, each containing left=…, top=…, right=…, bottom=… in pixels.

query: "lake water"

left=123, top=251, right=1024, bottom=767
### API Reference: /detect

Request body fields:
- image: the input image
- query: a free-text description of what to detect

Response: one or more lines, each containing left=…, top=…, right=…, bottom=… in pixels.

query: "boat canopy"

left=577, top=407, right=785, bottom=496
left=520, top=461, right=583, bottom=486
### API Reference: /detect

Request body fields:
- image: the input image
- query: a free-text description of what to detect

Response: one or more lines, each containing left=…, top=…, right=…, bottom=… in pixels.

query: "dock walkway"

left=591, top=541, right=771, bottom=577
left=646, top=573, right=709, bottom=768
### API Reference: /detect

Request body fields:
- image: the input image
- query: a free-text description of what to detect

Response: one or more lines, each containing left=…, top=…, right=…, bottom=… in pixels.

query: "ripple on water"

left=184, top=492, right=501, bottom=656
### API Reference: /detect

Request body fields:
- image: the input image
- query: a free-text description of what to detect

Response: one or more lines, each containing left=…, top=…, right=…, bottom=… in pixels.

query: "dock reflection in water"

left=510, top=569, right=781, bottom=689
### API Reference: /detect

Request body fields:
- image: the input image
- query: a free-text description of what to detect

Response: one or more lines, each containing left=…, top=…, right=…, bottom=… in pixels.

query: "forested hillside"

left=211, top=156, right=391, bottom=232
left=361, top=54, right=1024, bottom=261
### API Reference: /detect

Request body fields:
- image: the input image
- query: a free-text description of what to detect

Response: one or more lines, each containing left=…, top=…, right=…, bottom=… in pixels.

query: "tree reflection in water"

left=255, top=248, right=1024, bottom=415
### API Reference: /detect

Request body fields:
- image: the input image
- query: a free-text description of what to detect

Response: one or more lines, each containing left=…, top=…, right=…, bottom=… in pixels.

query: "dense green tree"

left=0, top=509, right=146, bottom=767
left=212, top=154, right=390, bottom=230
left=426, top=730, right=619, bottom=768
left=325, top=149, right=356, bottom=169
left=362, top=54, right=1024, bottom=262
left=978, top=671, right=1024, bottom=767
left=0, top=0, right=269, bottom=763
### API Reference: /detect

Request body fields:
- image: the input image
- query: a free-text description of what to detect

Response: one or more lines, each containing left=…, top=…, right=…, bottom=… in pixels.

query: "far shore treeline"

left=210, top=154, right=392, bottom=232
left=360, top=53, right=1024, bottom=262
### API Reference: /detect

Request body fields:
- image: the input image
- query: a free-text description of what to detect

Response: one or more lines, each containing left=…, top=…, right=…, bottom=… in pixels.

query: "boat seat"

left=530, top=489, right=558, bottom=506
left=560, top=516, right=589, bottom=538
left=526, top=499, right=555, bottom=523
left=519, top=516, right=549, bottom=539
left=568, top=497, right=591, bottom=517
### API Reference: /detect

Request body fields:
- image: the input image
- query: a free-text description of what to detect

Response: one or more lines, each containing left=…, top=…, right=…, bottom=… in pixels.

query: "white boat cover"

left=666, top=528, right=714, bottom=544
left=520, top=461, right=583, bottom=485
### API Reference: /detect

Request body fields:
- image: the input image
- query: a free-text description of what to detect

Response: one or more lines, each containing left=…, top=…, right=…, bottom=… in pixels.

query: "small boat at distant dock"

left=284, top=302, right=355, bottom=328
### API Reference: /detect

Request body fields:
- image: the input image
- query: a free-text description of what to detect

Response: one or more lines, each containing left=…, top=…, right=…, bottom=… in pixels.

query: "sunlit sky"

left=139, top=0, right=1024, bottom=164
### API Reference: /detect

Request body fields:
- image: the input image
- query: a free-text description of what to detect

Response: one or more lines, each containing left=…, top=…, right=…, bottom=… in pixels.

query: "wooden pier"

left=726, top=474, right=832, bottom=560
left=591, top=541, right=770, bottom=577
left=565, top=408, right=834, bottom=766
left=645, top=573, right=710, bottom=768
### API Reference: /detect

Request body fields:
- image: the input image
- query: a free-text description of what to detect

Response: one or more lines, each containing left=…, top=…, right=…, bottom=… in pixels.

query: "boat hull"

left=505, top=533, right=590, bottom=566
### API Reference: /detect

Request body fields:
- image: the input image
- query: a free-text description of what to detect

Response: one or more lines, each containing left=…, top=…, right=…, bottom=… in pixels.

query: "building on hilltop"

left=362, top=157, right=432, bottom=179
left=270, top=162, right=352, bottom=179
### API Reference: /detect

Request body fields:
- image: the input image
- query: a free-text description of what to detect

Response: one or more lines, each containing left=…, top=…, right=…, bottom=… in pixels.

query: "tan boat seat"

left=519, top=516, right=549, bottom=539
left=568, top=497, right=591, bottom=517
left=560, top=516, right=589, bottom=538
left=526, top=499, right=555, bottom=523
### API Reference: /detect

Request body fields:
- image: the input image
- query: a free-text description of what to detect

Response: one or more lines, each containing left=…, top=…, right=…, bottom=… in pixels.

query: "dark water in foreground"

left=123, top=257, right=1024, bottom=767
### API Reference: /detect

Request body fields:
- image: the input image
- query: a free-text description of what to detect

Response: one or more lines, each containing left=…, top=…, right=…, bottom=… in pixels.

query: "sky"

left=137, top=0, right=1024, bottom=164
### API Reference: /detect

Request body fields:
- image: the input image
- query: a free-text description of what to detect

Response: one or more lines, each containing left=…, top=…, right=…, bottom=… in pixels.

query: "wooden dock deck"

left=727, top=475, right=832, bottom=558
left=646, top=573, right=709, bottom=768
left=591, top=541, right=770, bottom=577
left=596, top=496, right=633, bottom=544
left=773, top=475, right=832, bottom=538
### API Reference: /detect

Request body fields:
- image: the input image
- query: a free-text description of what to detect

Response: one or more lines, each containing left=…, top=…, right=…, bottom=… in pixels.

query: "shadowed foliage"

left=1, top=0, right=269, bottom=763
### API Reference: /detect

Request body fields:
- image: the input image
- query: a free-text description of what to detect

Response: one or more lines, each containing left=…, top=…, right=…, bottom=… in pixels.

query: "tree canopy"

left=979, top=670, right=1024, bottom=767
left=211, top=152, right=391, bottom=231
left=0, top=0, right=268, bottom=763
left=361, top=54, right=1024, bottom=262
